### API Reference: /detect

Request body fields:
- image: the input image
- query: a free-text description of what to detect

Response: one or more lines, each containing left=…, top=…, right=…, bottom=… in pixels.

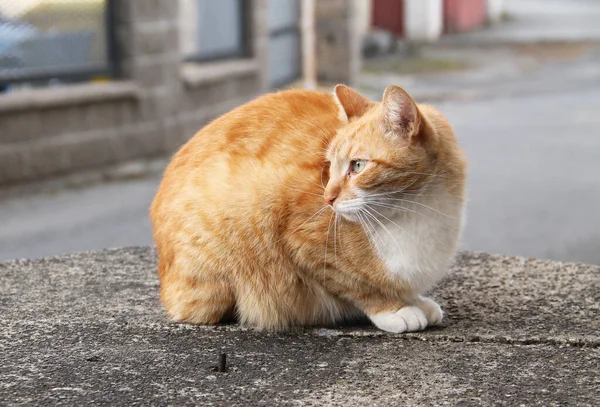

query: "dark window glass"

left=268, top=0, right=300, bottom=87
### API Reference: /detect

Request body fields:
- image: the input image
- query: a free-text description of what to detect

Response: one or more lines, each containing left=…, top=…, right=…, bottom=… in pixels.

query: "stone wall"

left=0, top=0, right=269, bottom=187
left=315, top=0, right=361, bottom=86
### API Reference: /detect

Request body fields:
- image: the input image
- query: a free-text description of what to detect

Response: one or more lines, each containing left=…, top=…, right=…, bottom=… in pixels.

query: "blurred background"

left=0, top=0, right=599, bottom=265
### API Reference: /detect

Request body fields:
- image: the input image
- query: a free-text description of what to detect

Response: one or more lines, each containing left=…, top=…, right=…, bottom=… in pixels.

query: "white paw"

left=417, top=296, right=444, bottom=326
left=370, top=306, right=428, bottom=333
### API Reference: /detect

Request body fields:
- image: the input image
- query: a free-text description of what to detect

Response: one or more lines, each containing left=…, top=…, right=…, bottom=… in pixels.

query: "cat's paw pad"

left=417, top=296, right=444, bottom=326
left=370, top=306, right=428, bottom=333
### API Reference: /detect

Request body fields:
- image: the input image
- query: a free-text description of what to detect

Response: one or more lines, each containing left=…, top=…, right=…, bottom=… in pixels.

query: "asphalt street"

left=1, top=80, right=599, bottom=264
left=443, top=85, right=600, bottom=265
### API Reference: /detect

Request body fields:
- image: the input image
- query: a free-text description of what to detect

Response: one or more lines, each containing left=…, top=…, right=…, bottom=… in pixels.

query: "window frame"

left=183, top=0, right=250, bottom=64
left=0, top=0, right=118, bottom=88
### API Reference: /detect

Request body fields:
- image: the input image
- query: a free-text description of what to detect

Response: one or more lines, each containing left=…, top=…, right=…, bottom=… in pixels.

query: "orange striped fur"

left=150, top=85, right=467, bottom=332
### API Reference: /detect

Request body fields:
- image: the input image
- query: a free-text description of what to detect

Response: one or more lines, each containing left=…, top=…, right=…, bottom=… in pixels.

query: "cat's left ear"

left=333, top=84, right=374, bottom=123
left=381, top=85, right=422, bottom=143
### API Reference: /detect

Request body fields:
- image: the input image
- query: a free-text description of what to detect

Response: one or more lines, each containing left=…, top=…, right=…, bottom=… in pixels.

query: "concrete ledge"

left=0, top=248, right=598, bottom=405
left=181, top=59, right=259, bottom=88
left=0, top=82, right=141, bottom=114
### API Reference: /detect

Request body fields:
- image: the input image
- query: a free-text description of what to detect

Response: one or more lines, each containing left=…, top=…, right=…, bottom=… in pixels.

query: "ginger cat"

left=150, top=85, right=466, bottom=333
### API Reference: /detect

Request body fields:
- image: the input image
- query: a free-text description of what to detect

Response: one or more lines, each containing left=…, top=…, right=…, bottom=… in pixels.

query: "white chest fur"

left=367, top=187, right=464, bottom=293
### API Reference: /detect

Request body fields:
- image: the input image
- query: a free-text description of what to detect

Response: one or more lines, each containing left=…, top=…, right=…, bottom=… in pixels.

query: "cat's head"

left=324, top=84, right=455, bottom=221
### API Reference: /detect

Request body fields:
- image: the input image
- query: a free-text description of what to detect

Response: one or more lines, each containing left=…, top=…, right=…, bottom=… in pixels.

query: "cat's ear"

left=381, top=85, right=421, bottom=142
left=333, top=84, right=374, bottom=123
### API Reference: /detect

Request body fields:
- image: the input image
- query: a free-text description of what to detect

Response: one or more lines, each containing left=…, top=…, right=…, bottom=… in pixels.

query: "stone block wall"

left=315, top=0, right=361, bottom=86
left=0, top=0, right=269, bottom=187
left=0, top=0, right=362, bottom=187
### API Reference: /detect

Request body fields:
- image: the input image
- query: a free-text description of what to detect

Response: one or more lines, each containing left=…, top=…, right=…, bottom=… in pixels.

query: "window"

left=181, top=0, right=247, bottom=62
left=0, top=0, right=115, bottom=92
left=268, top=0, right=300, bottom=87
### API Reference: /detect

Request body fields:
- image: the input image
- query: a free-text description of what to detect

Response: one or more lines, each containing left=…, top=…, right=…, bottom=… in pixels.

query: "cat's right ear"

left=381, top=85, right=421, bottom=143
left=333, top=85, right=374, bottom=123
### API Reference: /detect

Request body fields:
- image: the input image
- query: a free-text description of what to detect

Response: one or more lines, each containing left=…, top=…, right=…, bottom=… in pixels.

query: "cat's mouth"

left=333, top=199, right=365, bottom=222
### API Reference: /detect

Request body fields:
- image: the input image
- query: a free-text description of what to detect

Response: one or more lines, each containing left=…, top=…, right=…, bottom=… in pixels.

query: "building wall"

left=179, top=0, right=198, bottom=56
left=372, top=0, right=490, bottom=39
left=443, top=0, right=487, bottom=33
left=355, top=0, right=373, bottom=39
left=486, top=0, right=504, bottom=24
left=0, top=0, right=269, bottom=187
left=372, top=0, right=405, bottom=36
left=315, top=0, right=360, bottom=85
left=405, top=0, right=444, bottom=41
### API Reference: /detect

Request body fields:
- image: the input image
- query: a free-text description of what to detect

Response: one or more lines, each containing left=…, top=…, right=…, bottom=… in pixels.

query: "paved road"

left=450, top=0, right=600, bottom=43
left=1, top=82, right=599, bottom=264
left=0, top=178, right=158, bottom=261
left=444, top=86, right=600, bottom=265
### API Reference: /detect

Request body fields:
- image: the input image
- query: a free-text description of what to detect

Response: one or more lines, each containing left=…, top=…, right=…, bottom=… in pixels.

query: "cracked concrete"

left=1, top=248, right=598, bottom=406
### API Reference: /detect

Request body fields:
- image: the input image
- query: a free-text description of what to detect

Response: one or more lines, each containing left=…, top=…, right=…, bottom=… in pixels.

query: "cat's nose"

left=324, top=195, right=337, bottom=206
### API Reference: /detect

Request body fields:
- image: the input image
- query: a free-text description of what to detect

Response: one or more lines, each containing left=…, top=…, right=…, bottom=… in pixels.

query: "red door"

left=444, top=0, right=487, bottom=33
left=372, top=0, right=405, bottom=36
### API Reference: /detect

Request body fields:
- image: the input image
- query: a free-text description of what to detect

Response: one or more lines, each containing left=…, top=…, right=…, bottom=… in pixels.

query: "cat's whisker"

left=373, top=192, right=445, bottom=202
left=370, top=190, right=422, bottom=198
left=359, top=208, right=386, bottom=250
left=362, top=207, right=403, bottom=252
left=367, top=206, right=408, bottom=235
left=337, top=213, right=346, bottom=257
left=382, top=189, right=434, bottom=197
left=323, top=210, right=335, bottom=282
left=364, top=185, right=426, bottom=199
left=369, top=197, right=457, bottom=219
left=367, top=201, right=452, bottom=229
left=366, top=201, right=411, bottom=214
left=333, top=213, right=339, bottom=269
left=364, top=191, right=404, bottom=199
left=357, top=210, right=380, bottom=253
left=361, top=209, right=387, bottom=251
left=355, top=211, right=372, bottom=247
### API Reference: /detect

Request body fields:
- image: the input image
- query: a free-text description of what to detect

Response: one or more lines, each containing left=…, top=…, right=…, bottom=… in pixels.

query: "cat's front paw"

left=370, top=306, right=428, bottom=333
left=416, top=296, right=444, bottom=326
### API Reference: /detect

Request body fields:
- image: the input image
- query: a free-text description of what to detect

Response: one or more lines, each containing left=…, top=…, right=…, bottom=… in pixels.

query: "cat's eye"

left=350, top=160, right=367, bottom=174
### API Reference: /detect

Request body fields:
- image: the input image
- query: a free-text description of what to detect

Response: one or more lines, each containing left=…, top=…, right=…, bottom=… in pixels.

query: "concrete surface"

left=1, top=248, right=598, bottom=405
